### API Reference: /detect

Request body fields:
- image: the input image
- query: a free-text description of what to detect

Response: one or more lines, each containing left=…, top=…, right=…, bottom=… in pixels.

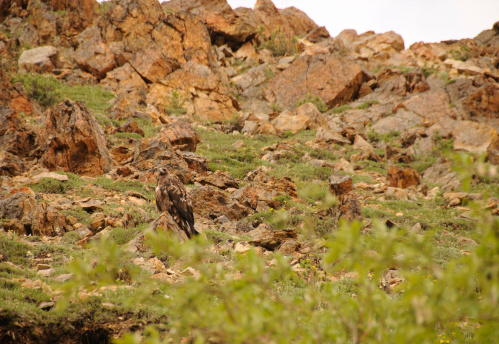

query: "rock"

left=235, top=41, right=259, bottom=59
left=131, top=257, right=166, bottom=274
left=373, top=69, right=430, bottom=97
left=194, top=171, right=239, bottom=190
left=235, top=241, right=252, bottom=253
left=328, top=174, right=353, bottom=196
left=0, top=188, right=67, bottom=236
left=73, top=26, right=116, bottom=79
left=31, top=172, right=69, bottom=183
left=160, top=121, right=201, bottom=152
left=0, top=106, right=38, bottom=176
left=179, top=151, right=209, bottom=174
left=0, top=69, right=33, bottom=116
left=316, top=128, right=350, bottom=145
left=350, top=135, right=382, bottom=162
left=304, top=26, right=330, bottom=43
left=387, top=166, right=420, bottom=189
left=453, top=121, right=499, bottom=154
left=54, top=273, right=73, bottom=283
left=271, top=111, right=310, bottom=134
left=190, top=186, right=248, bottom=221
left=130, top=46, right=180, bottom=83
left=18, top=46, right=60, bottom=74
left=117, top=119, right=145, bottom=137
left=328, top=173, right=362, bottom=222
left=385, top=144, right=413, bottom=164
left=248, top=223, right=297, bottom=251
left=101, top=63, right=147, bottom=93
left=147, top=62, right=239, bottom=121
left=464, top=83, right=499, bottom=120
left=423, top=159, right=461, bottom=191
left=371, top=109, right=423, bottom=135
left=295, top=103, right=328, bottom=129
left=264, top=53, right=364, bottom=110
left=40, top=100, right=113, bottom=176
left=403, top=89, right=454, bottom=122
left=333, top=158, right=355, bottom=173
left=150, top=212, right=189, bottom=241
left=162, top=0, right=258, bottom=43
left=245, top=167, right=299, bottom=199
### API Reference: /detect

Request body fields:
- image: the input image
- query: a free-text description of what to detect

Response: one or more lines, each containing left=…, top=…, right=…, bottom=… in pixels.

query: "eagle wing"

left=156, top=174, right=197, bottom=238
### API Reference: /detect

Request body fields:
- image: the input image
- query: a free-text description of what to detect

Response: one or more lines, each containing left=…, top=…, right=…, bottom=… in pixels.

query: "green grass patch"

left=13, top=74, right=114, bottom=113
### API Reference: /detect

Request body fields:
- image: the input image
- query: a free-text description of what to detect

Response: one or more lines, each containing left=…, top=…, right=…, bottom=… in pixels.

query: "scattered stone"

left=248, top=223, right=297, bottom=251
left=387, top=166, right=420, bottom=189
left=38, top=301, right=55, bottom=311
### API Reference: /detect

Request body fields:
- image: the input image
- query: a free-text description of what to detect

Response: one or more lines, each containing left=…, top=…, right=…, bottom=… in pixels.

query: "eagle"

left=155, top=167, right=198, bottom=238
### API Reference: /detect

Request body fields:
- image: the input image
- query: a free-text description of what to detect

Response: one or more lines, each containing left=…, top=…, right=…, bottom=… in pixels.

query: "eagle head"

left=158, top=167, right=168, bottom=175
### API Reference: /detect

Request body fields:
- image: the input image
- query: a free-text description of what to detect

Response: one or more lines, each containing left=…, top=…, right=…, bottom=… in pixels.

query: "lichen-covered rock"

left=40, top=100, right=113, bottom=176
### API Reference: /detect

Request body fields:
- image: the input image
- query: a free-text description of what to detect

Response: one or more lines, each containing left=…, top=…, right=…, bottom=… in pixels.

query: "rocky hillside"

left=0, top=0, right=498, bottom=342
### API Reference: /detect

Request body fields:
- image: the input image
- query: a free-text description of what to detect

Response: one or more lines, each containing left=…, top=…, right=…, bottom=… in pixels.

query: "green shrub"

left=331, top=104, right=351, bottom=114
left=164, top=89, right=187, bottom=115
left=30, top=172, right=85, bottom=194
left=14, top=74, right=62, bottom=107
left=257, top=28, right=297, bottom=57
left=356, top=99, right=379, bottom=109
left=296, top=93, right=328, bottom=113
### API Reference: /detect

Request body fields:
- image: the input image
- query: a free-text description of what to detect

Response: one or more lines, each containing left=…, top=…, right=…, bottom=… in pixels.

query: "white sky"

left=227, top=0, right=499, bottom=48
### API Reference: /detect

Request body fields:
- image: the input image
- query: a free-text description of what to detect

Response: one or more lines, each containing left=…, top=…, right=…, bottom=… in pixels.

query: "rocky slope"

left=0, top=0, right=498, bottom=342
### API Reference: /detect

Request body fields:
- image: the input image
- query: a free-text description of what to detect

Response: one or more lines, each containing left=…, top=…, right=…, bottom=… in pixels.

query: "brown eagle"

left=155, top=167, right=198, bottom=238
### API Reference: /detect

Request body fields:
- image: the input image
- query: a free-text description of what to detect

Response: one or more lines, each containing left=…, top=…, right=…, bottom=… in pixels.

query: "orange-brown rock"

left=73, top=26, right=116, bottom=79
left=194, top=171, right=239, bottom=190
left=117, top=119, right=145, bottom=137
left=147, top=62, right=239, bottom=121
left=248, top=223, right=297, bottom=251
left=245, top=167, right=299, bottom=200
left=387, top=165, right=420, bottom=189
left=0, top=106, right=38, bottom=176
left=162, top=0, right=258, bottom=43
left=328, top=174, right=353, bottom=196
left=464, top=83, right=499, bottom=119
left=328, top=173, right=362, bottom=222
left=264, top=53, right=364, bottom=110
left=40, top=100, right=113, bottom=176
left=160, top=121, right=201, bottom=152
left=0, top=188, right=67, bottom=236
left=0, top=69, right=33, bottom=115
left=190, top=186, right=248, bottom=220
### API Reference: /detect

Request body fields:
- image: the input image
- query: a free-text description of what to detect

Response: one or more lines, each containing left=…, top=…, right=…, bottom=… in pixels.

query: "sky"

left=226, top=0, right=499, bottom=48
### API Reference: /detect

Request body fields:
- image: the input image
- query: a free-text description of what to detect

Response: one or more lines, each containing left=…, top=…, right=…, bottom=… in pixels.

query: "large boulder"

left=73, top=26, right=116, bottom=79
left=147, top=62, right=239, bottom=121
left=0, top=188, right=67, bottom=236
left=264, top=53, right=364, bottom=110
left=0, top=106, right=38, bottom=176
left=40, top=100, right=113, bottom=176
left=453, top=121, right=499, bottom=154
left=161, top=0, right=258, bottom=43
left=18, top=46, right=60, bottom=74
left=0, top=69, right=33, bottom=115
left=160, top=121, right=201, bottom=152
